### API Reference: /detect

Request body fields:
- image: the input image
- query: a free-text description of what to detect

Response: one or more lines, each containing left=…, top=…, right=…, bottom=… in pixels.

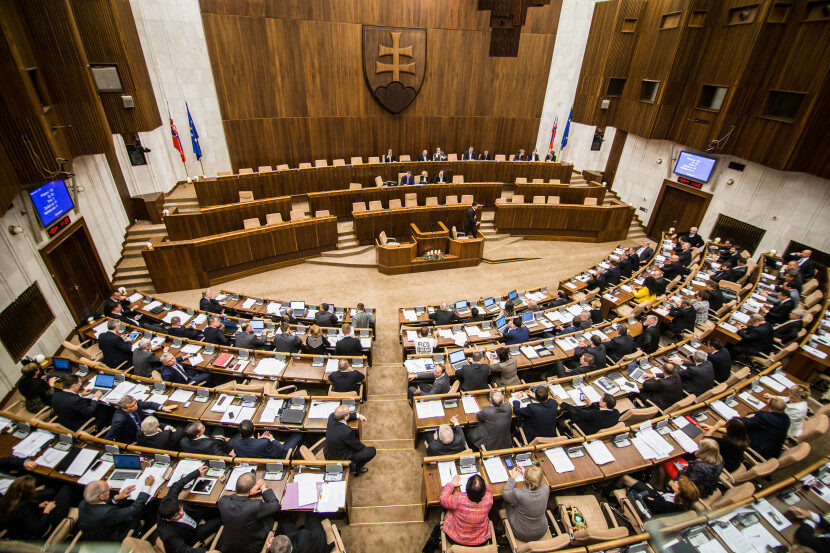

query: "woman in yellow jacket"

left=633, top=276, right=657, bottom=304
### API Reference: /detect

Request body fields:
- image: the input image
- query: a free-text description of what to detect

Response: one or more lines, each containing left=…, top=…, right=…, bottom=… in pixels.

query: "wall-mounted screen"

left=673, top=151, right=716, bottom=183
left=28, top=180, right=75, bottom=227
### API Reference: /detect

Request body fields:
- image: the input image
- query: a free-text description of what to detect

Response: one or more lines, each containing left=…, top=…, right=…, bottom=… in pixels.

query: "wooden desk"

left=411, top=222, right=449, bottom=255
left=354, top=204, right=471, bottom=245
left=376, top=223, right=484, bottom=275
left=514, top=182, right=606, bottom=205
left=494, top=200, right=635, bottom=242
left=535, top=443, right=605, bottom=491
left=164, top=196, right=293, bottom=240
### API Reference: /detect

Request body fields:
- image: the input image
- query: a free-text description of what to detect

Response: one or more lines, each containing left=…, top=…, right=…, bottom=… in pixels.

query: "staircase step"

left=113, top=278, right=154, bottom=291
left=336, top=239, right=359, bottom=249
left=321, top=245, right=374, bottom=258
left=347, top=504, right=425, bottom=525
left=363, top=439, right=416, bottom=450
left=115, top=267, right=150, bottom=279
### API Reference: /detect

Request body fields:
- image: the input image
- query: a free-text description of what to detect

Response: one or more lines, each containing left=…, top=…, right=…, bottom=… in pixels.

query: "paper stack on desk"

left=259, top=398, right=284, bottom=424
left=416, top=400, right=445, bottom=419
left=710, top=400, right=740, bottom=421
left=670, top=429, right=699, bottom=454
left=128, top=292, right=144, bottom=303
left=211, top=394, right=235, bottom=413
left=65, top=449, right=99, bottom=476
left=35, top=447, right=70, bottom=468
left=461, top=396, right=480, bottom=414
left=78, top=460, right=113, bottom=485
left=316, top=481, right=347, bottom=512
left=585, top=440, right=615, bottom=465
left=544, top=447, right=575, bottom=473
left=482, top=457, right=509, bottom=484
left=168, top=459, right=205, bottom=484
left=192, top=313, right=208, bottom=326
left=12, top=430, right=53, bottom=458
left=169, top=389, right=194, bottom=403
left=180, top=343, right=203, bottom=354
left=220, top=406, right=256, bottom=424
left=123, top=465, right=168, bottom=498
left=242, top=298, right=257, bottom=309
left=145, top=300, right=162, bottom=311
left=403, top=309, right=417, bottom=321
left=308, top=401, right=339, bottom=420
left=93, top=321, right=109, bottom=338
left=224, top=465, right=257, bottom=492
left=759, top=375, right=787, bottom=392
left=404, top=358, right=430, bottom=374
left=252, top=357, right=287, bottom=377
left=738, top=392, right=766, bottom=410
left=325, top=359, right=339, bottom=373
left=406, top=330, right=418, bottom=342
left=266, top=302, right=281, bottom=314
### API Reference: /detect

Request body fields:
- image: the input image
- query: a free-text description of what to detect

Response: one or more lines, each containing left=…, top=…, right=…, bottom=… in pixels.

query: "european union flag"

left=187, top=103, right=202, bottom=161
left=561, top=107, right=572, bottom=150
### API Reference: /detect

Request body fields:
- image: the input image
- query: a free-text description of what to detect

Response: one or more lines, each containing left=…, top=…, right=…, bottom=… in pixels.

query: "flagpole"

left=198, top=159, right=205, bottom=177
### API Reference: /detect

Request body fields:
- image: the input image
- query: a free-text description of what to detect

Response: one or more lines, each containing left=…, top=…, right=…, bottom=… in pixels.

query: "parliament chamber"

left=0, top=1, right=829, bottom=553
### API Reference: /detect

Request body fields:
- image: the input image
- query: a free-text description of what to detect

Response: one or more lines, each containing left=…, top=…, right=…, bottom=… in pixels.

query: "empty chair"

left=547, top=196, right=560, bottom=204
left=584, top=197, right=598, bottom=206
left=298, top=162, right=312, bottom=169
left=349, top=182, right=362, bottom=190
left=445, top=195, right=459, bottom=205
left=352, top=202, right=367, bottom=213
left=445, top=153, right=457, bottom=161
left=515, top=177, right=528, bottom=184
left=332, top=159, right=346, bottom=166
left=512, top=195, right=525, bottom=204
left=451, top=226, right=463, bottom=239
left=532, top=178, right=544, bottom=183
left=389, top=198, right=403, bottom=209
left=452, top=174, right=464, bottom=183
left=494, top=154, right=506, bottom=161
left=405, top=197, right=417, bottom=207
left=664, top=394, right=696, bottom=414
left=414, top=175, right=422, bottom=184
left=399, top=154, right=411, bottom=162
left=350, top=156, right=363, bottom=165
left=374, top=176, right=384, bottom=187
left=243, top=217, right=260, bottom=229
left=509, top=154, right=516, bottom=161
left=798, top=414, right=829, bottom=443
left=697, top=382, right=728, bottom=402
left=729, top=458, right=779, bottom=484
left=707, top=483, right=754, bottom=510
left=239, top=190, right=254, bottom=203
left=314, top=210, right=330, bottom=217
left=368, top=200, right=383, bottom=211
left=276, top=164, right=289, bottom=170
left=217, top=170, right=232, bottom=177
left=425, top=197, right=439, bottom=206
left=405, top=192, right=417, bottom=203
left=460, top=194, right=474, bottom=205
left=619, top=406, right=659, bottom=425
left=265, top=213, right=283, bottom=225
left=239, top=168, right=253, bottom=174
left=378, top=231, right=398, bottom=245
left=532, top=196, right=545, bottom=204
left=257, top=165, right=272, bottom=172
left=368, top=156, right=380, bottom=163
left=554, top=495, right=628, bottom=545
left=290, top=210, right=307, bottom=221
left=778, top=443, right=810, bottom=469
left=549, top=178, right=561, bottom=184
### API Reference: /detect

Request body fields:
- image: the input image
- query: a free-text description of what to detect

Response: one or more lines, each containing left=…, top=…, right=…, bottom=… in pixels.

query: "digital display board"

left=673, top=151, right=716, bottom=183
left=28, top=180, right=74, bottom=227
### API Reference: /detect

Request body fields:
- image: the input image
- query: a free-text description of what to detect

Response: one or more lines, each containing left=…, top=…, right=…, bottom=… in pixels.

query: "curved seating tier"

left=164, top=195, right=294, bottom=240
left=493, top=199, right=635, bottom=241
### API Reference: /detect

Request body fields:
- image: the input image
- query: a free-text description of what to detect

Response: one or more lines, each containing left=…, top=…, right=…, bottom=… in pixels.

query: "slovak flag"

left=549, top=115, right=559, bottom=151
left=169, top=109, right=186, bottom=163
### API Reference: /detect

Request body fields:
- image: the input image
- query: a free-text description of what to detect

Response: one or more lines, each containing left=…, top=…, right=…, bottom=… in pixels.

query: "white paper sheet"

left=220, top=406, right=256, bottom=424
left=759, top=375, right=787, bottom=393
left=123, top=465, right=168, bottom=498
left=192, top=313, right=208, bottom=326
left=404, top=358, right=429, bottom=374
left=78, top=460, right=113, bottom=485
left=259, top=398, right=284, bottom=424
left=241, top=298, right=257, bottom=309
left=180, top=344, right=203, bottom=354
left=266, top=302, right=281, bottom=314
left=225, top=465, right=257, bottom=492
left=482, top=457, right=509, bottom=484
left=12, top=430, right=54, bottom=458
left=670, top=429, right=699, bottom=453
left=753, top=498, right=790, bottom=531
left=710, top=400, right=740, bottom=421
left=315, top=481, right=347, bottom=512
left=738, top=392, right=766, bottom=410
left=93, top=321, right=110, bottom=338
left=35, top=447, right=69, bottom=468
left=211, top=394, right=235, bottom=413
left=548, top=384, right=568, bottom=400
left=544, top=447, right=575, bottom=473
left=438, top=461, right=458, bottom=487
left=580, top=386, right=602, bottom=404
left=585, top=440, right=615, bottom=465
left=325, top=359, right=339, bottom=373
left=163, top=311, right=193, bottom=325
left=253, top=357, right=287, bottom=377
left=308, top=401, right=340, bottom=420
left=65, top=448, right=99, bottom=476
left=169, top=389, right=194, bottom=403
left=415, top=400, right=445, bottom=419
left=403, top=309, right=417, bottom=321
left=770, top=372, right=795, bottom=389
left=461, top=396, right=480, bottom=414
left=167, top=459, right=205, bottom=485
left=566, top=389, right=587, bottom=406
left=802, top=345, right=827, bottom=359
left=128, top=292, right=144, bottom=303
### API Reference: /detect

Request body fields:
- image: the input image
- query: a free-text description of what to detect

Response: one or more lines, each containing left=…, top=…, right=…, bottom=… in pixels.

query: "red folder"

left=213, top=352, right=234, bottom=367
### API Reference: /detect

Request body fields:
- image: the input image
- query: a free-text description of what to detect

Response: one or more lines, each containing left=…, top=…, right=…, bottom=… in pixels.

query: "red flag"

left=549, top=115, right=558, bottom=151
left=169, top=109, right=186, bottom=163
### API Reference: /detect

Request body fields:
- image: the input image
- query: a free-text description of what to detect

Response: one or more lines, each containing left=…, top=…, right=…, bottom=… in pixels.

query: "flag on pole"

left=549, top=115, right=558, bottom=151
left=169, top=108, right=186, bottom=163
left=560, top=107, right=572, bottom=151
left=186, top=103, right=202, bottom=161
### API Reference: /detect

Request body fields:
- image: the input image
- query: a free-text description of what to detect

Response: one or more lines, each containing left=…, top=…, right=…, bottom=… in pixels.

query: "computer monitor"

left=482, top=297, right=495, bottom=307
left=507, top=290, right=518, bottom=301
left=112, top=454, right=142, bottom=470
left=94, top=374, right=115, bottom=389
left=52, top=358, right=71, bottom=371
left=250, top=320, right=265, bottom=330
left=290, top=301, right=305, bottom=311
left=455, top=300, right=467, bottom=309
left=495, top=316, right=507, bottom=328
left=448, top=350, right=466, bottom=364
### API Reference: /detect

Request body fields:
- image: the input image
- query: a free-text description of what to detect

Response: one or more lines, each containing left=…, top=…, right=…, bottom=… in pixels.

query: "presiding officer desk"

left=514, top=181, right=607, bottom=205
left=163, top=195, right=294, bottom=240
left=192, top=160, right=574, bottom=207
left=143, top=214, right=337, bottom=293
left=494, top=198, right=635, bottom=241
left=376, top=222, right=485, bottom=276
left=353, top=204, right=477, bottom=245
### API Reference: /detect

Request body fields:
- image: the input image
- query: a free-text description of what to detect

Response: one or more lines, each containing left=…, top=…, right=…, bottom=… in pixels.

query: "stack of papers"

left=35, top=447, right=70, bottom=468
left=403, top=309, right=417, bottom=321
left=759, top=376, right=787, bottom=393
left=169, top=389, right=195, bottom=403
left=266, top=302, right=281, bottom=314
left=632, top=427, right=674, bottom=459
left=225, top=465, right=257, bottom=491
left=252, top=358, right=287, bottom=376
left=325, top=359, right=339, bottom=373
left=738, top=392, right=766, bottom=410
left=308, top=401, right=339, bottom=419
left=482, top=457, right=509, bottom=483
left=168, top=459, right=205, bottom=484
left=548, top=383, right=568, bottom=400
left=585, top=440, right=615, bottom=465
left=316, top=481, right=347, bottom=512
left=803, top=345, right=827, bottom=359
left=404, top=358, right=430, bottom=374
left=579, top=386, right=602, bottom=404
left=123, top=465, right=168, bottom=497
left=12, top=430, right=54, bottom=458
left=65, top=449, right=99, bottom=476
left=220, top=406, right=256, bottom=424
left=415, top=400, right=445, bottom=419
left=78, top=460, right=113, bottom=485
left=670, top=429, right=699, bottom=453
left=145, top=300, right=163, bottom=311
left=211, top=394, right=235, bottom=413
left=259, top=398, right=285, bottom=424
left=520, top=346, right=539, bottom=359
left=241, top=298, right=257, bottom=309
left=544, top=447, right=575, bottom=473
left=461, top=396, right=480, bottom=414
left=405, top=330, right=418, bottom=342
left=180, top=343, right=203, bottom=354
left=710, top=400, right=740, bottom=421
left=128, top=292, right=144, bottom=303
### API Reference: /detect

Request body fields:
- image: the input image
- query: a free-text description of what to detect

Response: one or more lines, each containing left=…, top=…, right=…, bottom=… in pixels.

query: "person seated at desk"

left=514, top=149, right=526, bottom=161
left=503, top=465, right=550, bottom=542
left=106, top=394, right=174, bottom=444
left=180, top=421, right=234, bottom=456
left=660, top=254, right=687, bottom=281
left=51, top=373, right=104, bottom=431
left=554, top=351, right=596, bottom=378
left=273, top=321, right=303, bottom=353
left=99, top=319, right=133, bottom=369
left=479, top=148, right=492, bottom=160
left=728, top=313, right=774, bottom=357
left=160, top=352, right=210, bottom=386
left=432, top=147, right=447, bottom=161
left=218, top=473, right=280, bottom=553
left=635, top=315, right=661, bottom=354
left=456, top=351, right=490, bottom=391
left=351, top=303, right=375, bottom=329
left=502, top=317, right=530, bottom=344
left=677, top=351, right=715, bottom=396
left=417, top=149, right=429, bottom=162
left=767, top=271, right=802, bottom=302
left=79, top=476, right=155, bottom=542
left=676, top=242, right=693, bottom=266
left=334, top=323, right=363, bottom=356
left=711, top=257, right=748, bottom=283
left=408, top=363, right=450, bottom=397
left=490, top=347, right=519, bottom=387
left=619, top=250, right=636, bottom=278
left=553, top=311, right=591, bottom=335
left=413, top=325, right=438, bottom=354
left=528, top=148, right=540, bottom=161
left=786, top=508, right=830, bottom=553
left=109, top=302, right=142, bottom=329
left=18, top=361, right=55, bottom=413
left=462, top=146, right=476, bottom=160
left=700, top=418, right=749, bottom=473
left=203, top=316, right=230, bottom=346
left=231, top=419, right=303, bottom=459
left=638, top=362, right=684, bottom=410
left=677, top=227, right=704, bottom=249
left=400, top=170, right=415, bottom=185
left=704, top=281, right=724, bottom=313
left=156, top=465, right=222, bottom=553
left=329, top=359, right=365, bottom=394
left=266, top=514, right=332, bottom=553
left=0, top=475, right=74, bottom=541
left=303, top=324, right=330, bottom=355
left=132, top=338, right=164, bottom=379
left=433, top=169, right=449, bottom=183
left=704, top=338, right=732, bottom=383
left=429, top=302, right=459, bottom=326
left=467, top=391, right=512, bottom=450
left=660, top=438, right=723, bottom=499
left=635, top=241, right=654, bottom=264
left=633, top=276, right=658, bottom=304
left=764, top=385, right=809, bottom=438
left=104, top=288, right=133, bottom=317
left=560, top=393, right=619, bottom=436
left=382, top=148, right=396, bottom=163
left=235, top=322, right=269, bottom=350
left=166, top=315, right=202, bottom=340
left=314, top=303, right=338, bottom=328
left=740, top=396, right=790, bottom=459
left=620, top=474, right=700, bottom=516
left=785, top=249, right=815, bottom=280
left=544, top=150, right=556, bottom=161
left=718, top=244, right=740, bottom=266
left=549, top=290, right=569, bottom=307
left=200, top=289, right=224, bottom=314
left=137, top=416, right=183, bottom=451
left=324, top=405, right=374, bottom=476
left=426, top=416, right=467, bottom=456
left=605, top=325, right=635, bottom=362
left=424, top=474, right=492, bottom=551
left=651, top=269, right=669, bottom=296
left=512, top=385, right=558, bottom=443
left=763, top=281, right=797, bottom=324
left=574, top=334, right=607, bottom=369
left=466, top=307, right=486, bottom=323
left=666, top=298, right=697, bottom=337
left=774, top=308, right=804, bottom=344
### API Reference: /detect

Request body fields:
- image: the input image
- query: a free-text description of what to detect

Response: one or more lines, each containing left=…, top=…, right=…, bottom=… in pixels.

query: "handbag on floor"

left=422, top=521, right=442, bottom=553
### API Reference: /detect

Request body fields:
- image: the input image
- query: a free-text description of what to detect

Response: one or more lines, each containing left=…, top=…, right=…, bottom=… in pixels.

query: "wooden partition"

left=193, top=161, right=573, bottom=206
left=143, top=216, right=338, bottom=292
left=164, top=196, right=293, bottom=240
left=376, top=223, right=484, bottom=275
left=514, top=182, right=607, bottom=204
left=353, top=205, right=473, bottom=245
left=307, top=182, right=502, bottom=217
left=494, top=200, right=634, bottom=242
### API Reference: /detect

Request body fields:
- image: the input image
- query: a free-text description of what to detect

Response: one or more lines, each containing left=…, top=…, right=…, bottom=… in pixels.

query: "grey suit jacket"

left=469, top=403, right=512, bottom=450
left=217, top=489, right=280, bottom=553
left=132, top=348, right=161, bottom=378
left=502, top=478, right=550, bottom=542
left=491, top=358, right=520, bottom=387
left=413, top=372, right=450, bottom=395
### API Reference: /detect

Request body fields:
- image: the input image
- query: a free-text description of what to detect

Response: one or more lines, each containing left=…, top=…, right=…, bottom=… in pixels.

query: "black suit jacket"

left=636, top=246, right=653, bottom=263
left=479, top=153, right=492, bottom=160
left=574, top=345, right=607, bottom=369
left=99, top=331, right=132, bottom=368
left=417, top=153, right=428, bottom=161
left=180, top=436, right=233, bottom=456
left=708, top=348, right=732, bottom=382
left=426, top=424, right=467, bottom=456
left=51, top=390, right=98, bottom=431
left=669, top=305, right=696, bottom=334
left=335, top=336, right=363, bottom=356
left=774, top=318, right=803, bottom=343
left=528, top=153, right=540, bottom=161
left=158, top=469, right=207, bottom=553
left=707, top=288, right=725, bottom=312
left=217, top=489, right=280, bottom=553
left=329, top=370, right=365, bottom=393
left=661, top=262, right=686, bottom=281
left=315, top=311, right=339, bottom=328
left=234, top=331, right=268, bottom=350
left=199, top=297, right=223, bottom=314
left=428, top=309, right=458, bottom=326
left=166, top=325, right=202, bottom=340
left=640, top=374, right=684, bottom=410
left=78, top=492, right=150, bottom=541
left=794, top=517, right=830, bottom=553
left=324, top=412, right=365, bottom=461
left=742, top=410, right=790, bottom=458
left=563, top=404, right=620, bottom=436
left=400, top=175, right=415, bottom=185
left=136, top=428, right=183, bottom=451
left=456, top=363, right=489, bottom=391
left=605, top=334, right=635, bottom=360
left=462, top=151, right=476, bottom=160
left=678, top=232, right=704, bottom=249
left=786, top=253, right=816, bottom=280
left=202, top=326, right=230, bottom=346
left=513, top=399, right=558, bottom=442
left=736, top=323, right=774, bottom=355
left=106, top=401, right=160, bottom=444
left=382, top=154, right=396, bottom=162
left=556, top=363, right=596, bottom=378
left=765, top=298, right=795, bottom=324
left=718, top=265, right=747, bottom=283
left=635, top=325, right=661, bottom=354
left=677, top=249, right=692, bottom=266
left=273, top=332, right=303, bottom=353
left=652, top=277, right=668, bottom=296
left=514, top=153, right=526, bottom=161
left=606, top=267, right=621, bottom=286
left=678, top=361, right=715, bottom=396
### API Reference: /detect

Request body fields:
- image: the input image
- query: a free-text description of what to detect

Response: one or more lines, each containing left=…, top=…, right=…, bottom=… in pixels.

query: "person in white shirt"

left=414, top=326, right=437, bottom=354
left=765, top=385, right=809, bottom=437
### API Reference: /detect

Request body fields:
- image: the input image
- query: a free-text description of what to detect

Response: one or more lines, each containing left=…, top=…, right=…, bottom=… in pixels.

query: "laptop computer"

left=90, top=373, right=116, bottom=393
left=448, top=349, right=468, bottom=371
left=455, top=300, right=470, bottom=315
left=521, top=311, right=536, bottom=328
left=280, top=397, right=307, bottom=424
left=51, top=358, right=72, bottom=375
left=107, top=454, right=142, bottom=485
left=507, top=290, right=520, bottom=305
left=290, top=301, right=306, bottom=318
left=250, top=319, right=265, bottom=334
left=481, top=297, right=497, bottom=312
left=494, top=317, right=508, bottom=332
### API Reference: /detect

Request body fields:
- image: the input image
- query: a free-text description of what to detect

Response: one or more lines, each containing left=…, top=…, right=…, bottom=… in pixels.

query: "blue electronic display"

left=28, top=180, right=74, bottom=227
left=673, top=151, right=716, bottom=183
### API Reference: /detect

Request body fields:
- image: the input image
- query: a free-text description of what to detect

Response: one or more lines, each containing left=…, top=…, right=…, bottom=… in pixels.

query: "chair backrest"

left=619, top=406, right=659, bottom=425
left=515, top=177, right=528, bottom=184
left=425, top=197, right=438, bottom=206
left=239, top=190, right=254, bottom=203
left=352, top=201, right=367, bottom=213
left=368, top=156, right=380, bottom=163
left=697, top=382, right=727, bottom=402
left=405, top=198, right=417, bottom=207
left=547, top=195, right=560, bottom=204
left=549, top=178, right=561, bottom=184
left=332, top=158, right=345, bottom=166
left=798, top=414, right=829, bottom=443
left=257, top=165, right=272, bottom=172
left=373, top=175, right=383, bottom=187
left=378, top=231, right=389, bottom=245
left=368, top=200, right=383, bottom=211
left=494, top=154, right=506, bottom=161
left=290, top=210, right=306, bottom=221
left=802, top=278, right=819, bottom=296
left=298, top=162, right=312, bottom=169
left=446, top=195, right=459, bottom=205
left=276, top=164, right=289, bottom=170
left=584, top=197, right=598, bottom=206
left=350, top=156, right=363, bottom=165
left=452, top=174, right=464, bottom=183
left=532, top=196, right=545, bottom=204
left=399, top=154, right=411, bottom=162
left=461, top=194, right=474, bottom=205
left=770, top=342, right=798, bottom=363
left=239, top=167, right=253, bottom=174
left=217, top=170, right=232, bottom=177
left=414, top=175, right=422, bottom=184
left=804, top=290, right=823, bottom=308
left=777, top=442, right=810, bottom=468
left=509, top=154, right=515, bottom=161
left=665, top=394, right=696, bottom=414
left=405, top=192, right=417, bottom=202
left=389, top=198, right=403, bottom=209
left=243, top=217, right=260, bottom=229
left=449, top=380, right=460, bottom=393
left=444, top=153, right=456, bottom=161
left=725, top=366, right=750, bottom=387
left=451, top=226, right=459, bottom=239
left=349, top=182, right=362, bottom=190
left=314, top=210, right=330, bottom=218
left=265, top=212, right=283, bottom=225
left=716, top=299, right=737, bottom=317
left=733, top=458, right=779, bottom=483
left=512, top=195, right=525, bottom=204
left=710, top=483, right=754, bottom=509
left=532, top=178, right=544, bottom=184
left=398, top=172, right=407, bottom=184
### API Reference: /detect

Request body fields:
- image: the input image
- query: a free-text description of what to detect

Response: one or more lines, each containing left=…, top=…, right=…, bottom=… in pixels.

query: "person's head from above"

left=357, top=303, right=365, bottom=312
left=645, top=314, right=659, bottom=327
left=662, top=362, right=676, bottom=376
left=670, top=475, right=700, bottom=511
left=170, top=316, right=182, bottom=327
left=681, top=242, right=691, bottom=251
left=790, top=308, right=804, bottom=321
left=801, top=249, right=812, bottom=258
left=696, top=291, right=709, bottom=302
left=708, top=338, right=723, bottom=351
left=470, top=307, right=480, bottom=318
left=338, top=359, right=350, bottom=372
left=83, top=480, right=111, bottom=505
left=21, top=362, right=41, bottom=379
left=706, top=281, right=718, bottom=292
left=320, top=303, right=330, bottom=312
left=118, top=395, right=139, bottom=413
left=440, top=302, right=449, bottom=311
left=750, top=313, right=764, bottom=326
left=235, top=472, right=257, bottom=495
left=490, top=390, right=505, bottom=407
left=580, top=352, right=594, bottom=366
left=600, top=393, right=616, bottom=410
left=62, top=373, right=81, bottom=392
left=137, top=338, right=152, bottom=351
left=616, top=325, right=629, bottom=338
left=110, top=288, right=125, bottom=300
left=523, top=465, right=544, bottom=491
left=590, top=334, right=602, bottom=347
left=185, top=421, right=205, bottom=439
left=307, top=324, right=322, bottom=338
left=471, top=351, right=484, bottom=362
left=693, top=350, right=707, bottom=364
left=208, top=316, right=221, bottom=328
left=280, top=321, right=291, bottom=334
left=0, top=475, right=37, bottom=517
left=437, top=424, right=455, bottom=445
left=526, top=299, right=538, bottom=311
left=653, top=269, right=664, bottom=278
left=504, top=303, right=515, bottom=316
left=418, top=326, right=431, bottom=338
left=160, top=352, right=177, bottom=366
left=334, top=404, right=351, bottom=421
left=433, top=364, right=446, bottom=378
left=789, top=385, right=809, bottom=403
left=158, top=494, right=186, bottom=522
left=689, top=227, right=698, bottom=235
left=578, top=311, right=590, bottom=322
left=341, top=322, right=352, bottom=335
left=557, top=290, right=566, bottom=299
left=241, top=322, right=253, bottom=333
left=141, top=416, right=160, bottom=436
left=533, top=385, right=549, bottom=403
left=724, top=418, right=749, bottom=447
left=465, top=474, right=487, bottom=503
left=421, top=171, right=428, bottom=178
left=696, top=438, right=722, bottom=465
left=496, top=347, right=510, bottom=363
left=202, top=289, right=213, bottom=299
left=239, top=419, right=256, bottom=439
left=512, top=317, right=523, bottom=328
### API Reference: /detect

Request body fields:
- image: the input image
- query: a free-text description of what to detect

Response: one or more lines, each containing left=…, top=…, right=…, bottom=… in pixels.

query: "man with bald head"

left=677, top=226, right=704, bottom=249
left=785, top=249, right=815, bottom=280
left=78, top=475, right=155, bottom=541
left=429, top=302, right=459, bottom=325
left=218, top=472, right=280, bottom=553
left=467, top=390, right=512, bottom=451
left=324, top=404, right=374, bottom=476
left=426, top=415, right=466, bottom=456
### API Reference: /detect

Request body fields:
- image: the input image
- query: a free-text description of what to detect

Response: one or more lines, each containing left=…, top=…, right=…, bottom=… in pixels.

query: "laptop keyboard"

left=110, top=469, right=141, bottom=481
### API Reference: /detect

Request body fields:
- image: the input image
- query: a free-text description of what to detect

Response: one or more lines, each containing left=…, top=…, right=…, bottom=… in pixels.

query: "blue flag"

left=187, top=103, right=202, bottom=161
left=561, top=107, right=572, bottom=150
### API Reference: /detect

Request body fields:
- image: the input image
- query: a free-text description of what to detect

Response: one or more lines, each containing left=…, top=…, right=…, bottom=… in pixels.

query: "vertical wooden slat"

left=0, top=282, right=56, bottom=362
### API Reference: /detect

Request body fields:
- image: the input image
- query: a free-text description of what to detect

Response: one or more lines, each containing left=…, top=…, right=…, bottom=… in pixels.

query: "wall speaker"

left=727, top=161, right=746, bottom=171
left=121, top=95, right=134, bottom=109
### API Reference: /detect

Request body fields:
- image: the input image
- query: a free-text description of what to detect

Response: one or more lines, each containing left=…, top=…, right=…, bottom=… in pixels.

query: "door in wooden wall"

left=40, top=219, right=111, bottom=322
left=646, top=180, right=712, bottom=241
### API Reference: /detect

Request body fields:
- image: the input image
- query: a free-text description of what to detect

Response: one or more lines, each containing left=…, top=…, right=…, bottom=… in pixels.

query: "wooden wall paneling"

left=514, top=183, right=606, bottom=204
left=645, top=179, right=712, bottom=239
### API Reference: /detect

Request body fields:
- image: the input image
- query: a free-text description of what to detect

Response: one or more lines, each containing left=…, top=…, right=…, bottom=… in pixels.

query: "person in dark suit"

left=554, top=312, right=592, bottom=335
left=432, top=147, right=447, bottom=161
left=218, top=473, right=280, bottom=553
left=166, top=316, right=202, bottom=340
left=180, top=422, right=233, bottom=456
left=456, top=352, right=490, bottom=391
left=382, top=149, right=396, bottom=163
left=677, top=243, right=693, bottom=266
left=638, top=362, right=684, bottom=410
left=554, top=352, right=596, bottom=378
left=132, top=338, right=163, bottom=379
left=462, top=146, right=477, bottom=160
left=618, top=254, right=634, bottom=279
left=502, top=318, right=530, bottom=344
left=667, top=299, right=697, bottom=336
left=328, top=359, right=365, bottom=394
left=544, top=150, right=556, bottom=161
left=560, top=394, right=620, bottom=436
left=678, top=351, right=715, bottom=396
left=635, top=241, right=654, bottom=263
left=705, top=282, right=725, bottom=313
left=202, top=316, right=230, bottom=346
left=98, top=320, right=132, bottom=369
left=661, top=255, right=687, bottom=281
left=137, top=416, right=183, bottom=451
left=712, top=258, right=747, bottom=283
left=574, top=335, right=607, bottom=369
left=314, top=304, right=338, bottom=327
left=324, top=405, right=374, bottom=475
left=160, top=352, right=210, bottom=386
left=718, top=245, right=740, bottom=266
left=764, top=283, right=796, bottom=324
left=635, top=315, right=661, bottom=354
left=739, top=397, right=790, bottom=458
left=549, top=290, right=569, bottom=307
left=334, top=323, right=363, bottom=356
left=418, top=149, right=429, bottom=162
left=109, top=303, right=141, bottom=328
left=433, top=169, right=449, bottom=183
left=787, top=508, right=830, bottom=553
left=467, top=391, right=512, bottom=450
left=51, top=374, right=103, bottom=431
left=273, top=321, right=303, bottom=353
left=512, top=386, right=558, bottom=443
left=514, top=149, right=527, bottom=161
left=785, top=249, right=815, bottom=280
left=677, top=227, right=704, bottom=249
left=729, top=314, right=774, bottom=357
left=0, top=475, right=73, bottom=541
left=527, top=148, right=540, bottom=161
left=408, top=364, right=450, bottom=397
left=605, top=325, right=635, bottom=362
left=79, top=477, right=154, bottom=541
left=156, top=464, right=221, bottom=553
left=707, top=339, right=732, bottom=383
left=651, top=271, right=668, bottom=296
left=231, top=420, right=303, bottom=459
left=465, top=202, right=478, bottom=237
left=199, top=289, right=224, bottom=314
left=266, top=514, right=331, bottom=553
left=429, top=302, right=459, bottom=325
left=479, top=149, right=492, bottom=160
left=234, top=323, right=269, bottom=350
left=400, top=170, right=415, bottom=185
left=106, top=395, right=173, bottom=444
left=605, top=260, right=622, bottom=287
left=774, top=308, right=804, bottom=344
left=104, top=289, right=133, bottom=317
left=426, top=416, right=467, bottom=456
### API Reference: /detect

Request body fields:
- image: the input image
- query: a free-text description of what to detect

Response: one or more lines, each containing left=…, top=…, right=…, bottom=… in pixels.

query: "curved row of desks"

left=164, top=195, right=294, bottom=241
left=353, top=204, right=474, bottom=245
left=494, top=199, right=635, bottom=242
left=786, top=267, right=830, bottom=382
